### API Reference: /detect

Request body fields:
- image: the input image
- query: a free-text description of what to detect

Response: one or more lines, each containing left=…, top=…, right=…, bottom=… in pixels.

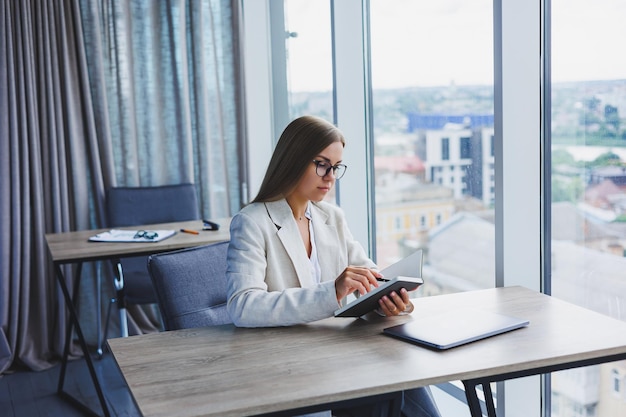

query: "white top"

left=306, top=203, right=322, bottom=284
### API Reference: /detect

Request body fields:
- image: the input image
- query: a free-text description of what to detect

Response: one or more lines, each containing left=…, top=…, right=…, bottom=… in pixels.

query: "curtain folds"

left=1, top=0, right=104, bottom=373
left=0, top=0, right=244, bottom=373
left=80, top=0, right=242, bottom=215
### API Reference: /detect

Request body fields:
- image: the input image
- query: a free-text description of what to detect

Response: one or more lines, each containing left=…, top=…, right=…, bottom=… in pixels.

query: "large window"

left=281, top=0, right=335, bottom=202
left=368, top=1, right=494, bottom=412
left=242, top=0, right=626, bottom=415
left=550, top=0, right=626, bottom=415
left=283, top=0, right=333, bottom=122
left=369, top=0, right=495, bottom=298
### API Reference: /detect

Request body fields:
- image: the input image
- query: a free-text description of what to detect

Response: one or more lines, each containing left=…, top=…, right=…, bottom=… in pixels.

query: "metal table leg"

left=463, top=379, right=496, bottom=417
left=55, top=262, right=111, bottom=417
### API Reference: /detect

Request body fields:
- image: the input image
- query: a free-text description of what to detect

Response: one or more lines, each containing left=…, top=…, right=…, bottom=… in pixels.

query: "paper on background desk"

left=88, top=229, right=176, bottom=243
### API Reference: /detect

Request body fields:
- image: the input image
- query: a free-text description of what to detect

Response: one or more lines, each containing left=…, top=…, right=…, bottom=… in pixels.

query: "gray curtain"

left=80, top=0, right=244, bottom=212
left=0, top=0, right=245, bottom=373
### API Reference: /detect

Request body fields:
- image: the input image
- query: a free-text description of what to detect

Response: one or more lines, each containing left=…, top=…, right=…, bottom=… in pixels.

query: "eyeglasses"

left=134, top=230, right=159, bottom=240
left=312, top=160, right=347, bottom=180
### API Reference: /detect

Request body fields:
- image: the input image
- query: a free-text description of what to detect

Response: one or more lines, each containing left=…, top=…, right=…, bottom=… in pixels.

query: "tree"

left=551, top=177, right=583, bottom=203
left=590, top=151, right=622, bottom=167
left=604, top=104, right=620, bottom=132
left=552, top=149, right=577, bottom=166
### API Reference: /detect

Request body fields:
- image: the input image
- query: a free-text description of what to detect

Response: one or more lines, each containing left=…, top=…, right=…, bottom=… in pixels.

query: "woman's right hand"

left=335, top=266, right=383, bottom=302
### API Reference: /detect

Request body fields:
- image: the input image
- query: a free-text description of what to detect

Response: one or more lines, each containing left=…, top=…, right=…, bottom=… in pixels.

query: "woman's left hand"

left=378, top=287, right=414, bottom=316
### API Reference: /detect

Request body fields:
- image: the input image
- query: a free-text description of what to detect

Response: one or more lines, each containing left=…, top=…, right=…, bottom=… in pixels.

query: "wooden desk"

left=108, top=286, right=626, bottom=417
left=45, top=219, right=230, bottom=417
left=46, top=219, right=231, bottom=264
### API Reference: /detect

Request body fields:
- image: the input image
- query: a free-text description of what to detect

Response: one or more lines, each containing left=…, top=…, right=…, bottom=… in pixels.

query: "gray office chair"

left=147, top=241, right=231, bottom=330
left=102, top=183, right=201, bottom=351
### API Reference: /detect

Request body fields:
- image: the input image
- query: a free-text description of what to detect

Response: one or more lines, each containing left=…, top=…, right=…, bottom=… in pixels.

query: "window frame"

left=442, top=138, right=450, bottom=161
left=612, top=368, right=621, bottom=394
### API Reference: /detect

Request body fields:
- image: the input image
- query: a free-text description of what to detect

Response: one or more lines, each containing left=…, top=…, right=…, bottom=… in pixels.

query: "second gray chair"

left=102, top=183, right=200, bottom=350
left=147, top=241, right=231, bottom=330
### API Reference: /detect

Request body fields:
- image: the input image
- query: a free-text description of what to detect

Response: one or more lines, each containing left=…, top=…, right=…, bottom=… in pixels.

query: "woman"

left=226, top=115, right=441, bottom=417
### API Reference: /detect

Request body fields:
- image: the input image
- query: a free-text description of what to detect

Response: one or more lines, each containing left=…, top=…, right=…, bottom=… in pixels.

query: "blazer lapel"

left=264, top=200, right=316, bottom=288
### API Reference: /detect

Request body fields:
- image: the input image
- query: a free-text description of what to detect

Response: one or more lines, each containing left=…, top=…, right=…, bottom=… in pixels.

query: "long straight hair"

left=251, top=116, right=346, bottom=203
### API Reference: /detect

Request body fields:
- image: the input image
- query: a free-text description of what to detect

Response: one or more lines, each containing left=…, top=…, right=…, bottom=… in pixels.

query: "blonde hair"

left=252, top=116, right=345, bottom=203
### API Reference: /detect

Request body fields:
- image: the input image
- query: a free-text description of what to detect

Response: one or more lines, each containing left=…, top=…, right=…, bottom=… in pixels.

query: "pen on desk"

left=180, top=228, right=199, bottom=235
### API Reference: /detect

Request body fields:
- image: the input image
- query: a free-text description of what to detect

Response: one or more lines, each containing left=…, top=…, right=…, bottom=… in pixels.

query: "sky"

left=284, top=0, right=626, bottom=92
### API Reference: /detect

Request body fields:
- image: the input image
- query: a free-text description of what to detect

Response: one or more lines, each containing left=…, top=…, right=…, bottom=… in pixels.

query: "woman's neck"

left=286, top=196, right=308, bottom=221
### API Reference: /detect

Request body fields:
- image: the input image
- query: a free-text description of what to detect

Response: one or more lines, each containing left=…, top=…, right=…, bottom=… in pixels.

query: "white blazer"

left=226, top=199, right=376, bottom=327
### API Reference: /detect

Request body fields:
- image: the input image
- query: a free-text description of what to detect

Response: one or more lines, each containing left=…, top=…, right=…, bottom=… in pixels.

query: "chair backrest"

left=106, top=183, right=200, bottom=227
left=105, top=183, right=201, bottom=305
left=147, top=241, right=231, bottom=330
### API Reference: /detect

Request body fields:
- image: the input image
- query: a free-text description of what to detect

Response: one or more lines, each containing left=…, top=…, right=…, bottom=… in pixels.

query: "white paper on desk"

left=88, top=229, right=176, bottom=243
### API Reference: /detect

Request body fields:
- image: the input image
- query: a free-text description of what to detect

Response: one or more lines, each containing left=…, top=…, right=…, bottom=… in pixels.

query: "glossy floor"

left=0, top=353, right=140, bottom=417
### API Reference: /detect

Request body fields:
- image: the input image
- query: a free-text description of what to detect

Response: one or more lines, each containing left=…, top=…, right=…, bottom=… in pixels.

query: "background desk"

left=108, top=286, right=626, bottom=417
left=46, top=219, right=231, bottom=264
left=45, top=219, right=230, bottom=417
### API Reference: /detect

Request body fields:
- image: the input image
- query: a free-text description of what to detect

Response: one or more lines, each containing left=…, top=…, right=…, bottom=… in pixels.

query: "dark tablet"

left=334, top=276, right=424, bottom=318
